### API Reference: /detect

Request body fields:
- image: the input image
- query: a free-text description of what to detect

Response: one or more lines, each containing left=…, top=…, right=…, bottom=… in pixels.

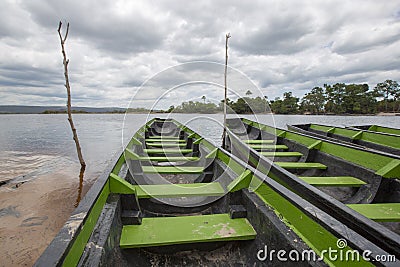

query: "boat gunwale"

left=289, top=123, right=400, bottom=154
left=307, top=123, right=400, bottom=138
left=352, top=124, right=400, bottom=136
left=288, top=124, right=400, bottom=159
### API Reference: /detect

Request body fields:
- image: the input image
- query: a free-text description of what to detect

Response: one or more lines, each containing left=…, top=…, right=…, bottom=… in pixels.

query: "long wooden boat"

left=351, top=125, right=400, bottom=136
left=226, top=118, right=400, bottom=261
left=35, top=118, right=398, bottom=266
left=287, top=123, right=400, bottom=156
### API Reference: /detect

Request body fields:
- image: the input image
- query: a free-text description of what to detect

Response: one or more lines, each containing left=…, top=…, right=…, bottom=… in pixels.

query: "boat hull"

left=35, top=118, right=399, bottom=266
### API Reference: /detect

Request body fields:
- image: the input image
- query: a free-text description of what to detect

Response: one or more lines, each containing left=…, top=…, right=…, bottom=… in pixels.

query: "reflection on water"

left=74, top=166, right=86, bottom=207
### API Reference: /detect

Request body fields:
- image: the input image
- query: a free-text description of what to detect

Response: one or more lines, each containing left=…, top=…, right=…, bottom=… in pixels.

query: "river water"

left=0, top=113, right=399, bottom=265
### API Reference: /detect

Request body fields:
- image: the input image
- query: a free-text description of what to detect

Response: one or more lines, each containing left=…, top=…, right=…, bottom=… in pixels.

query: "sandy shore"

left=0, top=170, right=92, bottom=266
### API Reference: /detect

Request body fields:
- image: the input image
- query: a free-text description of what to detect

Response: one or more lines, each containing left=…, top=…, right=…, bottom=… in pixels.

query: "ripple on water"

left=0, top=151, right=76, bottom=184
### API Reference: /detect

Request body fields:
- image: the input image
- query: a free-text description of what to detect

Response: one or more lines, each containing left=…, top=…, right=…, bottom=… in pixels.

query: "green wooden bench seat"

left=139, top=156, right=199, bottom=162
left=120, top=214, right=256, bottom=248
left=143, top=148, right=193, bottom=154
left=250, top=144, right=288, bottom=150
left=261, top=151, right=303, bottom=157
left=147, top=136, right=180, bottom=139
left=142, top=166, right=204, bottom=174
left=244, top=139, right=274, bottom=144
left=275, top=162, right=327, bottom=169
left=347, top=203, right=400, bottom=222
left=299, top=176, right=366, bottom=187
left=146, top=142, right=187, bottom=147
left=145, top=139, right=186, bottom=143
left=133, top=183, right=225, bottom=198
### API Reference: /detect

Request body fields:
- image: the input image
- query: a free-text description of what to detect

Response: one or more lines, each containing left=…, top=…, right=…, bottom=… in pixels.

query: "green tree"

left=219, top=98, right=234, bottom=112
left=270, top=92, right=299, bottom=114
left=174, top=100, right=218, bottom=113
left=282, top=92, right=299, bottom=114
left=359, top=91, right=378, bottom=114
left=300, top=87, right=325, bottom=114
left=245, top=96, right=268, bottom=113
left=373, top=80, right=399, bottom=112
left=395, top=88, right=400, bottom=112
left=270, top=97, right=283, bottom=114
left=342, top=84, right=370, bottom=114
left=167, top=105, right=175, bottom=113
left=232, top=98, right=249, bottom=113
left=324, top=83, right=346, bottom=114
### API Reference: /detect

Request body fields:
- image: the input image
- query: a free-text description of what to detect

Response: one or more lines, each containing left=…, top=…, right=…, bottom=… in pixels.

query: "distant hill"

left=0, top=105, right=126, bottom=114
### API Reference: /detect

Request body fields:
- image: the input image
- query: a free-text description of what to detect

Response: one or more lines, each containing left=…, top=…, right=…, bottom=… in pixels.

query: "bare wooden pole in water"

left=57, top=21, right=86, bottom=169
left=222, top=33, right=231, bottom=148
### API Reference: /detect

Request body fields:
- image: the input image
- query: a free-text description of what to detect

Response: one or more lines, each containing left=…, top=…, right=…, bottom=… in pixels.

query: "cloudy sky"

left=1, top=0, right=400, bottom=109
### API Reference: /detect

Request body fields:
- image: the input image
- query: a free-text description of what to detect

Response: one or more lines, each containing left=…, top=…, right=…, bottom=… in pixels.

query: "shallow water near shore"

left=0, top=113, right=399, bottom=266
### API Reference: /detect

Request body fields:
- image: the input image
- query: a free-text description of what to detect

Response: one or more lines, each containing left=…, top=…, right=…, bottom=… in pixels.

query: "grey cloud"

left=332, top=26, right=400, bottom=54
left=233, top=15, right=315, bottom=55
left=21, top=0, right=166, bottom=54
left=1, top=0, right=400, bottom=107
left=0, top=64, right=62, bottom=88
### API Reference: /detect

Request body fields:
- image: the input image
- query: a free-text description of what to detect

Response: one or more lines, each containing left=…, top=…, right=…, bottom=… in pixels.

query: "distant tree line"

left=42, top=109, right=89, bottom=114
left=172, top=80, right=400, bottom=115
left=171, top=91, right=268, bottom=114
left=39, top=80, right=399, bottom=115
left=270, top=79, right=400, bottom=115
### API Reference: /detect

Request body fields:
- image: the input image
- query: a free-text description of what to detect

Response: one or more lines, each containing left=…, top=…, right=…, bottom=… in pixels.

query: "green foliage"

left=342, top=84, right=376, bottom=114
left=323, top=83, right=376, bottom=114
left=230, top=96, right=268, bottom=114
left=165, top=80, right=399, bottom=115
left=126, top=107, right=152, bottom=113
left=167, top=105, right=175, bottom=113
left=174, top=101, right=219, bottom=113
left=273, top=80, right=398, bottom=115
left=324, top=83, right=346, bottom=114
left=373, top=80, right=400, bottom=112
left=270, top=92, right=299, bottom=114
left=300, top=87, right=325, bottom=114
left=172, top=96, right=268, bottom=114
left=42, top=109, right=89, bottom=114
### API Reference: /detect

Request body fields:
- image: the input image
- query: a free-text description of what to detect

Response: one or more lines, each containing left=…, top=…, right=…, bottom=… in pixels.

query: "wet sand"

left=0, top=169, right=93, bottom=266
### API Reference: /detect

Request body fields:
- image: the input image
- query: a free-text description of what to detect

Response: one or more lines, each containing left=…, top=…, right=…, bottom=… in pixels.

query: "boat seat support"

left=227, top=170, right=253, bottom=192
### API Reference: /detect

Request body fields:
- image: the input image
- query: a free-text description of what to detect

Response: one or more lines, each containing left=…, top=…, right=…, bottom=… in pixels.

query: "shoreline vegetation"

left=1, top=80, right=399, bottom=116
left=2, top=110, right=399, bottom=116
